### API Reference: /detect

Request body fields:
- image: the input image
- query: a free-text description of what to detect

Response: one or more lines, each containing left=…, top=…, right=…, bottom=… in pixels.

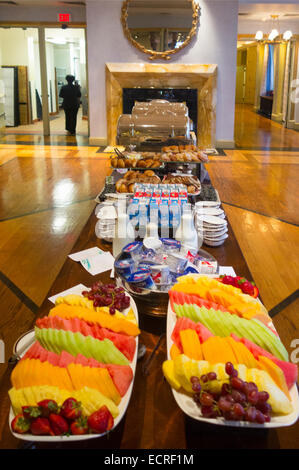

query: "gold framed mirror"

left=121, top=0, right=200, bottom=60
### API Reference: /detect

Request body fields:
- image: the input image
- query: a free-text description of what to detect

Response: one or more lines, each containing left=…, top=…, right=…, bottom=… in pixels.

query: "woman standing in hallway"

left=59, top=75, right=81, bottom=136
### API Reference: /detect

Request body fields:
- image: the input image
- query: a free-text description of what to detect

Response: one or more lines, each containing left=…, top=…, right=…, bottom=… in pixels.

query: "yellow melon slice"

left=179, top=329, right=203, bottom=360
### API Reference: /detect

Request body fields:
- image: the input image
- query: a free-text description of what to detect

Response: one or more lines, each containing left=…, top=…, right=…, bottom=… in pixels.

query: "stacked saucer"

left=195, top=207, right=228, bottom=247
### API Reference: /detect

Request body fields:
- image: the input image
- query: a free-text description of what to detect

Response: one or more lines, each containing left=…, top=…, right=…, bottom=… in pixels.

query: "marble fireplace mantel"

left=105, top=63, right=217, bottom=148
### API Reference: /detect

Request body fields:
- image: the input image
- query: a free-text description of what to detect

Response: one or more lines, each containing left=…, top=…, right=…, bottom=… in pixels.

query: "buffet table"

left=1, top=191, right=298, bottom=450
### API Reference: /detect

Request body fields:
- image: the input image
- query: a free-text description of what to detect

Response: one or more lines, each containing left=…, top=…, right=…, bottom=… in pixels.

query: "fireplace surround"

left=105, top=63, right=217, bottom=148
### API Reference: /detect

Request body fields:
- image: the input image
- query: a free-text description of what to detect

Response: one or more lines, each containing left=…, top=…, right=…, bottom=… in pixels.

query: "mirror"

left=121, top=0, right=200, bottom=60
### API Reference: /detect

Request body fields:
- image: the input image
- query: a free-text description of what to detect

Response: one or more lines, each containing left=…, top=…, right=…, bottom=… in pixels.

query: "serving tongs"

left=114, top=147, right=128, bottom=159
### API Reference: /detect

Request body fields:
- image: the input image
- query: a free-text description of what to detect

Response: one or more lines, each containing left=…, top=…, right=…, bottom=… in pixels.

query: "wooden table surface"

left=1, top=208, right=298, bottom=450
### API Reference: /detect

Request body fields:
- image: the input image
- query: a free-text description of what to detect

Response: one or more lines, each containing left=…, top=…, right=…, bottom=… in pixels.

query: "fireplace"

left=105, top=63, right=217, bottom=148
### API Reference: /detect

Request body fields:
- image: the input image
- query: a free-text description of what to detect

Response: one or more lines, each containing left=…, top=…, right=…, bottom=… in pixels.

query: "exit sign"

left=58, top=13, right=71, bottom=23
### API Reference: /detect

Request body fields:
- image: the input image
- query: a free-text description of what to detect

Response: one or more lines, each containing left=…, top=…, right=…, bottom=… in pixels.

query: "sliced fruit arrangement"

left=163, top=355, right=293, bottom=417
left=10, top=395, right=115, bottom=436
left=170, top=318, right=297, bottom=397
left=164, top=274, right=298, bottom=423
left=22, top=342, right=133, bottom=397
left=55, top=291, right=137, bottom=324
left=171, top=275, right=269, bottom=324
left=172, top=302, right=288, bottom=361
left=9, top=282, right=139, bottom=439
left=49, top=304, right=140, bottom=337
left=35, top=315, right=136, bottom=361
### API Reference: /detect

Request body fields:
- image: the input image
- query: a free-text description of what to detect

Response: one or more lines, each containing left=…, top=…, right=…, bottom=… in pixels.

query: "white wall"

left=86, top=0, right=239, bottom=146
left=0, top=5, right=86, bottom=23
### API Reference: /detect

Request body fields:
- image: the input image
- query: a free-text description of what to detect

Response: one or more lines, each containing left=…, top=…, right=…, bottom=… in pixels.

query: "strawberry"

left=60, top=397, right=82, bottom=421
left=30, top=417, right=54, bottom=436
left=11, top=414, right=31, bottom=434
left=87, top=406, right=114, bottom=434
left=239, top=280, right=254, bottom=296
left=49, top=413, right=69, bottom=436
left=220, top=275, right=235, bottom=286
left=37, top=399, right=59, bottom=418
left=252, top=285, right=259, bottom=298
left=22, top=405, right=42, bottom=420
left=70, top=416, right=89, bottom=435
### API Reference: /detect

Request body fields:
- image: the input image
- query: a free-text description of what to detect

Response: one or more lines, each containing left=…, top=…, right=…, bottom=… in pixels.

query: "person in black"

left=59, top=75, right=81, bottom=136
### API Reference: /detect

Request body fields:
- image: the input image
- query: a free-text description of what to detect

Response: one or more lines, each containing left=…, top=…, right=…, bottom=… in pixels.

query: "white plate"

left=197, top=214, right=227, bottom=226
left=204, top=233, right=229, bottom=242
left=199, top=228, right=228, bottom=238
left=166, top=296, right=299, bottom=428
left=9, top=295, right=139, bottom=442
left=195, top=208, right=224, bottom=217
left=204, top=238, right=227, bottom=247
left=195, top=201, right=220, bottom=209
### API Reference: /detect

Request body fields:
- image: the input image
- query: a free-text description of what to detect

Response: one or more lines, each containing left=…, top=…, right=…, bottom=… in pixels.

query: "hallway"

left=234, top=104, right=299, bottom=149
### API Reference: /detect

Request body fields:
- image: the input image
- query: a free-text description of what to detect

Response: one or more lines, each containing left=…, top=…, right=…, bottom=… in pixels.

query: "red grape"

left=257, top=391, right=270, bottom=404
left=201, top=406, right=217, bottom=418
left=218, top=396, right=233, bottom=413
left=248, top=390, right=259, bottom=405
left=225, top=362, right=235, bottom=376
left=255, top=409, right=266, bottom=424
left=190, top=376, right=200, bottom=384
left=207, top=372, right=217, bottom=381
left=230, top=376, right=245, bottom=392
left=231, top=403, right=245, bottom=419
left=244, top=406, right=257, bottom=422
left=200, top=392, right=214, bottom=407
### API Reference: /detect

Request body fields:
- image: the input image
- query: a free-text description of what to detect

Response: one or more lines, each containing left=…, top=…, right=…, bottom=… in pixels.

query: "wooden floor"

left=0, top=104, right=298, bottom=419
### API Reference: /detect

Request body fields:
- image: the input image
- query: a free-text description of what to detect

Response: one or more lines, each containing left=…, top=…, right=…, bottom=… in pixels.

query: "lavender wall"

left=86, top=0, right=239, bottom=147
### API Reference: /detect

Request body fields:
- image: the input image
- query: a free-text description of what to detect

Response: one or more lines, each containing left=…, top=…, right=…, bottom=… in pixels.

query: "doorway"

left=44, top=27, right=88, bottom=137
left=0, top=25, right=88, bottom=139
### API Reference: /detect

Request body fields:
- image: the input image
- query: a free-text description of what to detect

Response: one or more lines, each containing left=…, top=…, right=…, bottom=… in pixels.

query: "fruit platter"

left=163, top=274, right=299, bottom=428
left=8, top=282, right=140, bottom=441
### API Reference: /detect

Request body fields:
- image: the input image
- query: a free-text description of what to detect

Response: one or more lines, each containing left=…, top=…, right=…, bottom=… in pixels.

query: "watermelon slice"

left=169, top=290, right=228, bottom=314
left=171, top=317, right=214, bottom=350
left=231, top=333, right=298, bottom=389
left=22, top=342, right=133, bottom=397
left=36, top=316, right=136, bottom=361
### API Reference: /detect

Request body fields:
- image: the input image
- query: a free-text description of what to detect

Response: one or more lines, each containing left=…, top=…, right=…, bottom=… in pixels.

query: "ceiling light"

left=255, top=31, right=263, bottom=41
left=268, top=29, right=279, bottom=41
left=283, top=30, right=292, bottom=41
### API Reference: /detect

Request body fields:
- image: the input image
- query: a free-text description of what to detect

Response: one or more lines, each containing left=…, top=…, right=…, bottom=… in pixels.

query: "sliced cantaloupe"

left=201, top=336, right=238, bottom=365
left=225, top=336, right=258, bottom=368
left=257, top=355, right=291, bottom=400
left=170, top=343, right=181, bottom=360
left=66, top=363, right=121, bottom=405
left=49, top=304, right=140, bottom=337
left=11, top=359, right=74, bottom=391
left=179, top=329, right=203, bottom=360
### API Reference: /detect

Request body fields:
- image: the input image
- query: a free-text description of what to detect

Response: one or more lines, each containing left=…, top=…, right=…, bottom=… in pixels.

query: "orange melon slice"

left=257, top=356, right=291, bottom=400
left=201, top=336, right=238, bottom=364
left=49, top=304, right=140, bottom=337
left=66, top=363, right=121, bottom=405
left=179, top=329, right=203, bottom=360
left=225, top=337, right=258, bottom=369
left=11, top=359, right=74, bottom=391
left=170, top=343, right=182, bottom=360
